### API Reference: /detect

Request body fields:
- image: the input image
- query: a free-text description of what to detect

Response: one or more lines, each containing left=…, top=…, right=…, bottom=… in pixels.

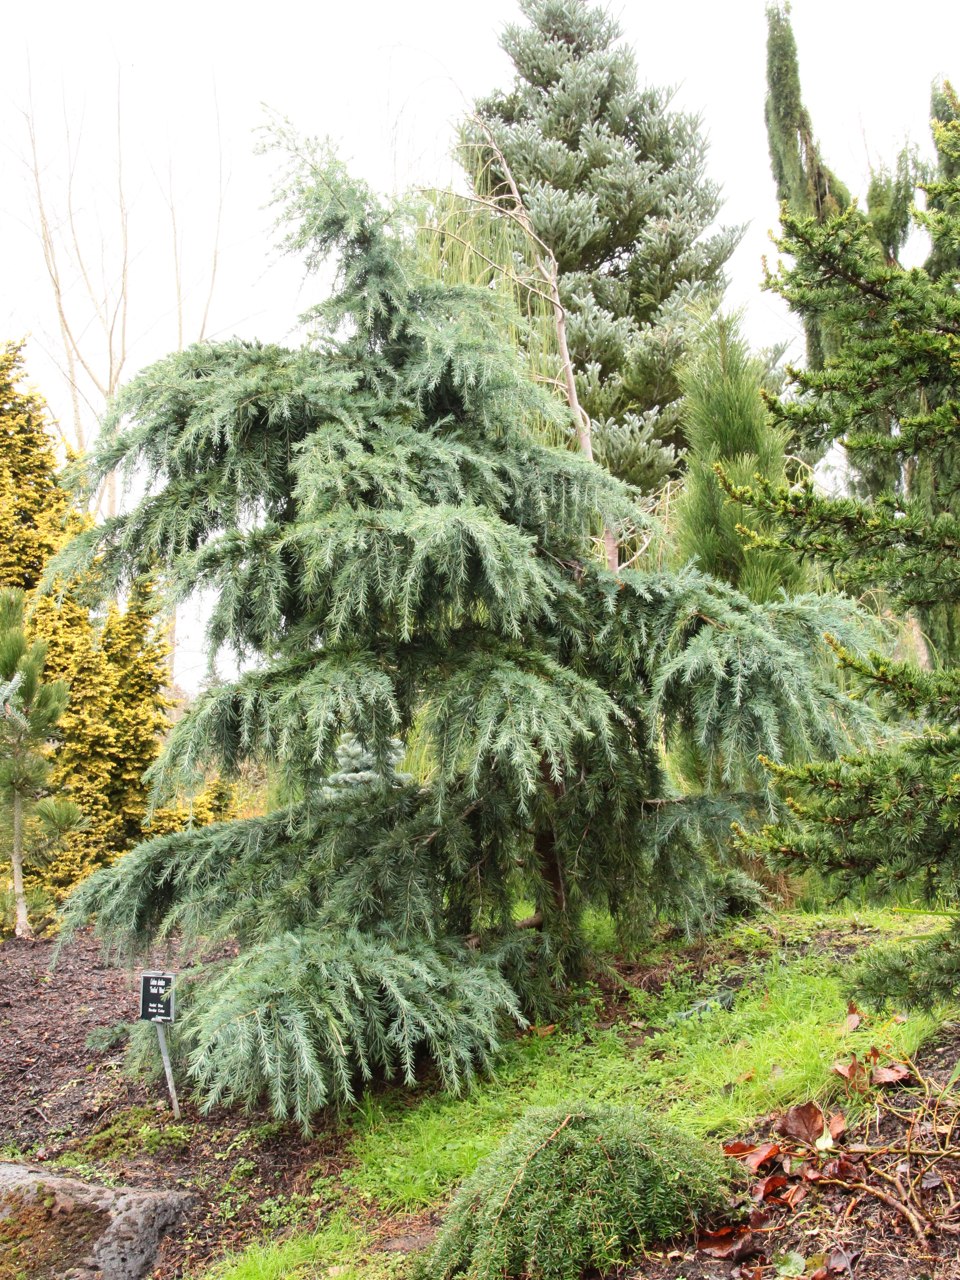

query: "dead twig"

left=822, top=1177, right=928, bottom=1243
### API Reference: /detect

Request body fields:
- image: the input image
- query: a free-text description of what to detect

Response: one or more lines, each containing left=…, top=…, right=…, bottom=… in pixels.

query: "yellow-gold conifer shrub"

left=0, top=341, right=180, bottom=900
left=0, top=342, right=69, bottom=591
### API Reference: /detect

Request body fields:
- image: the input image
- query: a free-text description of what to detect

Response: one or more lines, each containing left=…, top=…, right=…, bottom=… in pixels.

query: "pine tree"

left=0, top=590, right=79, bottom=937
left=673, top=312, right=801, bottom=604
left=669, top=313, right=810, bottom=798
left=59, top=138, right=874, bottom=1126
left=731, top=127, right=960, bottom=1004
left=464, top=0, right=739, bottom=492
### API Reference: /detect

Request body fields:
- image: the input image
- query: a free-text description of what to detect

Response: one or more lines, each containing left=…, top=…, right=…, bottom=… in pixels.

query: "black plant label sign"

left=140, top=971, right=176, bottom=1023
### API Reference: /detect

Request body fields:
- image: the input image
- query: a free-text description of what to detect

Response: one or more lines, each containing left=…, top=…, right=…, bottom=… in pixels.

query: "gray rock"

left=0, top=1160, right=191, bottom=1280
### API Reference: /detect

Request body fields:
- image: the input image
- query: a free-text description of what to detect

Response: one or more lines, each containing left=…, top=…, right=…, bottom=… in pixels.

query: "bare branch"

left=466, top=116, right=619, bottom=569
left=198, top=91, right=225, bottom=344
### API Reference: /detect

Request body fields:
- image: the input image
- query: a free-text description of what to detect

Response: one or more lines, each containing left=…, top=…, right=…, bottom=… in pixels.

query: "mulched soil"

left=2, top=927, right=958, bottom=1280
left=0, top=929, right=435, bottom=1277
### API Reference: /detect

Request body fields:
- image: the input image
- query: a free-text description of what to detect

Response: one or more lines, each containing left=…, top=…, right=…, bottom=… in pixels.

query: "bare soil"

left=0, top=930, right=361, bottom=1277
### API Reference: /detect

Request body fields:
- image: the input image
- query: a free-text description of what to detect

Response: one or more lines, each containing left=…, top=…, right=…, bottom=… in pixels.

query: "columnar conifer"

left=764, top=4, right=850, bottom=372
left=732, top=126, right=960, bottom=1003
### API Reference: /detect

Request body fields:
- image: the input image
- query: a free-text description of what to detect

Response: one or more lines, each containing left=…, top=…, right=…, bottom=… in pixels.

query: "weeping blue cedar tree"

left=58, top=139, right=873, bottom=1129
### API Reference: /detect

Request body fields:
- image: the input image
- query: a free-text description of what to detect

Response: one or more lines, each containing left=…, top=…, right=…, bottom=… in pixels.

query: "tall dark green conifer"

left=924, top=81, right=960, bottom=282
left=466, top=0, right=739, bottom=492
left=763, top=10, right=960, bottom=662
left=764, top=5, right=851, bottom=225
left=914, top=82, right=960, bottom=664
left=764, top=4, right=851, bottom=370
left=733, top=124, right=960, bottom=1003
left=60, top=140, right=872, bottom=1126
left=764, top=6, right=921, bottom=358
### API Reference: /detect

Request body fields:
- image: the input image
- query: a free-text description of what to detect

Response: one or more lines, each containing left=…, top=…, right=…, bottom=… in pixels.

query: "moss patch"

left=78, top=1105, right=191, bottom=1161
left=0, top=1188, right=107, bottom=1279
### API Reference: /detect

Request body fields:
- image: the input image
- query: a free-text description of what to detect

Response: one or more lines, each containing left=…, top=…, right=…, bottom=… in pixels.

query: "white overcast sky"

left=1, top=0, right=957, bottom=687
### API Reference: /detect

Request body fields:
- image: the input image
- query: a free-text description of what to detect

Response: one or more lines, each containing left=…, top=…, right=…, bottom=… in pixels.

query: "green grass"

left=194, top=909, right=954, bottom=1275
left=345, top=925, right=942, bottom=1210
left=195, top=1211, right=406, bottom=1280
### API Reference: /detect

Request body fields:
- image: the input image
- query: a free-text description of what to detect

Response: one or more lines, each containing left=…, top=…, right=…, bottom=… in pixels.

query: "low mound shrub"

left=425, top=1103, right=730, bottom=1280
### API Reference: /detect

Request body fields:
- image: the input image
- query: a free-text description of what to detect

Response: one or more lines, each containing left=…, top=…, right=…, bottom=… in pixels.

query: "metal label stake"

left=154, top=1022, right=181, bottom=1120
left=139, top=971, right=180, bottom=1120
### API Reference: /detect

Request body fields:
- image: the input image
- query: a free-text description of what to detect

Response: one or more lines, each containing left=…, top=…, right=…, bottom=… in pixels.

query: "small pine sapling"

left=0, top=590, right=80, bottom=937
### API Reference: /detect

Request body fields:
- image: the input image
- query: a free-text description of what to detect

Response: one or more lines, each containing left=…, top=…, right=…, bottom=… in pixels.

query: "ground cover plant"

left=423, top=1104, right=730, bottom=1280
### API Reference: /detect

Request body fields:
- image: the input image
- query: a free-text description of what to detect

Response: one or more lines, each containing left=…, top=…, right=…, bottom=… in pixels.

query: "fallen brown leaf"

left=870, top=1062, right=910, bottom=1085
left=778, top=1100, right=825, bottom=1145
left=752, top=1173, right=789, bottom=1202
left=828, top=1245, right=859, bottom=1273
left=697, top=1225, right=756, bottom=1261
left=822, top=1156, right=859, bottom=1181
left=724, top=1140, right=757, bottom=1157
left=782, top=1181, right=808, bottom=1209
left=744, top=1141, right=781, bottom=1172
left=832, top=1053, right=870, bottom=1091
